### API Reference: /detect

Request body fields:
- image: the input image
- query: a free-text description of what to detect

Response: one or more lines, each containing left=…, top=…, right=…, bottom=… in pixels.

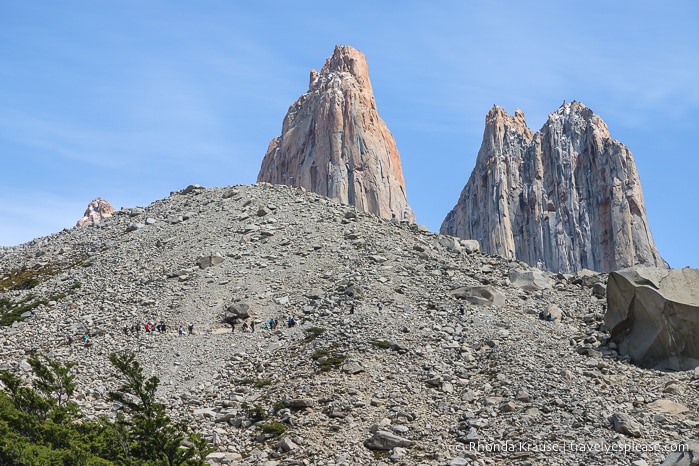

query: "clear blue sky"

left=1, top=1, right=697, bottom=268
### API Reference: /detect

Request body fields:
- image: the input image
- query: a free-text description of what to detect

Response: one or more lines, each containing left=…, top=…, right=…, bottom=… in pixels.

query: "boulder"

left=226, top=303, right=251, bottom=319
left=571, top=269, right=606, bottom=288
left=341, top=361, right=364, bottom=374
left=660, top=440, right=699, bottom=466
left=179, top=184, right=205, bottom=194
left=508, top=268, right=551, bottom=291
left=610, top=412, right=642, bottom=437
left=196, top=255, right=225, bottom=269
left=605, top=266, right=699, bottom=370
left=438, top=235, right=462, bottom=253
left=545, top=304, right=562, bottom=322
left=647, top=399, right=689, bottom=415
left=284, top=398, right=315, bottom=409
left=363, top=430, right=413, bottom=450
left=450, top=285, right=505, bottom=307
left=276, top=436, right=298, bottom=452
left=460, top=239, right=480, bottom=254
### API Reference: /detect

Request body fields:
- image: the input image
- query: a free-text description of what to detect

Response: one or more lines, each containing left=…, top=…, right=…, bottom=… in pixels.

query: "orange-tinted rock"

left=258, top=45, right=415, bottom=223
left=76, top=198, right=115, bottom=227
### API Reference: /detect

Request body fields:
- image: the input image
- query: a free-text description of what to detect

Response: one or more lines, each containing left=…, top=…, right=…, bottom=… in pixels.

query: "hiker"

left=231, top=322, right=235, bottom=333
left=377, top=302, right=383, bottom=311
left=67, top=335, right=74, bottom=345
left=161, top=322, right=167, bottom=333
left=274, top=318, right=279, bottom=329
left=242, top=322, right=249, bottom=332
left=83, top=332, right=89, bottom=346
left=263, top=321, right=269, bottom=330
left=178, top=326, right=184, bottom=336
left=287, top=316, right=296, bottom=328
left=250, top=321, right=255, bottom=333
left=349, top=304, right=355, bottom=315
left=459, top=304, right=465, bottom=316
left=268, top=318, right=274, bottom=330
left=188, top=324, right=194, bottom=335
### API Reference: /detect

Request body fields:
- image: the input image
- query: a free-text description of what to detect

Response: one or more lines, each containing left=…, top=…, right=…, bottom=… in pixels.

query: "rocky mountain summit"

left=258, top=45, right=415, bottom=223
left=441, top=101, right=666, bottom=274
left=1, top=183, right=697, bottom=466
left=76, top=197, right=116, bottom=227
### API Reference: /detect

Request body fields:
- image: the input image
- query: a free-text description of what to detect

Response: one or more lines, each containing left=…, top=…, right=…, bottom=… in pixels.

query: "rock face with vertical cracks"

left=441, top=101, right=666, bottom=273
left=605, top=266, right=699, bottom=371
left=258, top=45, right=415, bottom=223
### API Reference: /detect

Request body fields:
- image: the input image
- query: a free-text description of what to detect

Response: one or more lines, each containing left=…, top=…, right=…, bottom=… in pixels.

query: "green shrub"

left=253, top=378, right=273, bottom=387
left=241, top=402, right=266, bottom=422
left=258, top=422, right=286, bottom=438
left=311, top=345, right=347, bottom=372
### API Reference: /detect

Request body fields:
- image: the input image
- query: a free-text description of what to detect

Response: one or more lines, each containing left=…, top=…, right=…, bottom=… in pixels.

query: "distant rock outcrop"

left=258, top=45, right=415, bottom=223
left=441, top=101, right=666, bottom=273
left=605, top=265, right=699, bottom=370
left=76, top=198, right=115, bottom=227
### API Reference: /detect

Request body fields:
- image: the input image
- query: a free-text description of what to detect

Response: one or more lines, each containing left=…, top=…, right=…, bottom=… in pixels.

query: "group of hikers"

left=121, top=321, right=170, bottom=335
left=66, top=332, right=91, bottom=347
left=231, top=316, right=297, bottom=333
left=68, top=320, right=196, bottom=347
left=65, top=299, right=417, bottom=347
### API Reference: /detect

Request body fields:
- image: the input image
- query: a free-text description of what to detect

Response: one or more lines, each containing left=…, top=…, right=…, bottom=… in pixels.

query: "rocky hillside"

left=441, top=101, right=667, bottom=274
left=0, top=183, right=696, bottom=466
left=258, top=45, right=415, bottom=224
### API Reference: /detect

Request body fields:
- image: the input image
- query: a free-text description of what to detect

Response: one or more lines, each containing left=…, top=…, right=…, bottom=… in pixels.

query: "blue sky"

left=1, top=1, right=697, bottom=268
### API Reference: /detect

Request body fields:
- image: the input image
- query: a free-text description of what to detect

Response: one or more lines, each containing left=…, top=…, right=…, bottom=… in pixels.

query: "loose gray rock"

left=196, top=255, right=225, bottom=269
left=509, top=268, right=551, bottom=291
left=363, top=430, right=413, bottom=450
left=610, top=412, right=642, bottom=437
left=450, top=285, right=505, bottom=307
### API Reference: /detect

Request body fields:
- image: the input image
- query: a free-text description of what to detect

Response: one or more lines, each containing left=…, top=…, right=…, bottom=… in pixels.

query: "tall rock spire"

left=258, top=45, right=415, bottom=223
left=441, top=101, right=667, bottom=273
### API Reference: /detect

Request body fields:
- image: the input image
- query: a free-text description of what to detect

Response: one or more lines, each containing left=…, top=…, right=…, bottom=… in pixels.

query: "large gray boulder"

left=450, top=285, right=505, bottom=307
left=605, top=266, right=699, bottom=370
left=226, top=302, right=251, bottom=319
left=508, top=268, right=551, bottom=291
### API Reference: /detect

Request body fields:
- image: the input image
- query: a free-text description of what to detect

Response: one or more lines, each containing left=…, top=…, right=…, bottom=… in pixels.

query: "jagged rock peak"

left=441, top=102, right=667, bottom=273
left=76, top=197, right=115, bottom=227
left=309, top=44, right=371, bottom=92
left=258, top=45, right=415, bottom=223
left=485, top=105, right=531, bottom=138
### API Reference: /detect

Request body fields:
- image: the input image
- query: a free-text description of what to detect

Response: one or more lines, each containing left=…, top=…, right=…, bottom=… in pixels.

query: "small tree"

left=0, top=356, right=111, bottom=465
left=108, top=352, right=212, bottom=466
left=28, top=355, right=76, bottom=407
